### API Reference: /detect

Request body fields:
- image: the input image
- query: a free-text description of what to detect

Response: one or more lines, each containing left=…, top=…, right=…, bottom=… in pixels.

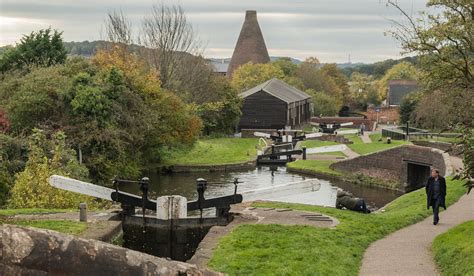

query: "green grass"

left=0, top=208, right=72, bottom=216
left=162, top=138, right=258, bottom=165
left=411, top=135, right=460, bottom=143
left=346, top=133, right=410, bottom=155
left=299, top=140, right=339, bottom=148
left=432, top=220, right=474, bottom=276
left=6, top=220, right=87, bottom=235
left=209, top=178, right=466, bottom=275
left=287, top=159, right=342, bottom=176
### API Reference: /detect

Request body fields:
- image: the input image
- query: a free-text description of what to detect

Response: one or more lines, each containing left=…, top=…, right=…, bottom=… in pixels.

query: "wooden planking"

left=239, top=90, right=310, bottom=129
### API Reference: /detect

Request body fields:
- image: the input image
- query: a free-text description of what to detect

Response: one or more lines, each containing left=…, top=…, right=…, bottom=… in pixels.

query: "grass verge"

left=208, top=178, right=466, bottom=275
left=0, top=208, right=72, bottom=216
left=2, top=219, right=87, bottom=235
left=287, top=160, right=342, bottom=177
left=346, top=133, right=410, bottom=155
left=162, top=138, right=258, bottom=166
left=432, top=220, right=474, bottom=275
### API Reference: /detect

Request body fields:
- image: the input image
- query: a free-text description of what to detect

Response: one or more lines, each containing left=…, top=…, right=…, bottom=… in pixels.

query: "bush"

left=8, top=129, right=105, bottom=209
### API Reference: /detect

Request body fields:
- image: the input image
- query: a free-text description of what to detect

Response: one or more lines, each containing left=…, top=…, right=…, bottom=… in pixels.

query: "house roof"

left=388, top=79, right=418, bottom=106
left=239, top=78, right=311, bottom=104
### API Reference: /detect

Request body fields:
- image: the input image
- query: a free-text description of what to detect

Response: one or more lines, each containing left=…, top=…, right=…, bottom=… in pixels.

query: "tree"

left=0, top=110, right=9, bottom=133
left=0, top=28, right=67, bottom=73
left=104, top=7, right=222, bottom=104
left=387, top=0, right=473, bottom=190
left=321, top=64, right=351, bottom=105
left=2, top=66, right=70, bottom=133
left=231, top=62, right=285, bottom=92
left=305, top=89, right=340, bottom=116
left=376, top=61, right=418, bottom=102
left=273, top=57, right=298, bottom=77
left=140, top=3, right=202, bottom=89
left=399, top=92, right=420, bottom=124
left=197, top=89, right=242, bottom=135
left=295, top=59, right=345, bottom=107
left=350, top=72, right=380, bottom=109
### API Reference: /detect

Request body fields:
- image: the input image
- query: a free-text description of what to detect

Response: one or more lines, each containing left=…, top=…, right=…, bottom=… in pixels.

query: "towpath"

left=360, top=156, right=474, bottom=276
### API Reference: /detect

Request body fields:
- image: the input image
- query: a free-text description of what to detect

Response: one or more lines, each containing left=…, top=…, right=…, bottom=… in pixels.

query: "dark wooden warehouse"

left=238, top=78, right=312, bottom=130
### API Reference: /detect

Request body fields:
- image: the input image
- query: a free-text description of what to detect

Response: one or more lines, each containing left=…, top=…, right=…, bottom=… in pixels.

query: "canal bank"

left=206, top=177, right=467, bottom=275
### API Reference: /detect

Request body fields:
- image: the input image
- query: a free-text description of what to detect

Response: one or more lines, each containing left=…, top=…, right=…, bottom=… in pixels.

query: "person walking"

left=360, top=123, right=366, bottom=135
left=425, top=168, right=447, bottom=225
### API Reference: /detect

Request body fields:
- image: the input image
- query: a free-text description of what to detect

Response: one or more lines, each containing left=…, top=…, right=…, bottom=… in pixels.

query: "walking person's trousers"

left=431, top=197, right=441, bottom=223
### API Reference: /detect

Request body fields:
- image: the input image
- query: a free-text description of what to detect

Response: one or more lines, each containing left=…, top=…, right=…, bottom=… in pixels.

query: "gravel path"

left=360, top=156, right=473, bottom=276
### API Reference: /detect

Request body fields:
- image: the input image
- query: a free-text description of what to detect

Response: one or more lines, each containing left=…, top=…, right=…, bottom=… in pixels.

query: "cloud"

left=0, top=0, right=429, bottom=62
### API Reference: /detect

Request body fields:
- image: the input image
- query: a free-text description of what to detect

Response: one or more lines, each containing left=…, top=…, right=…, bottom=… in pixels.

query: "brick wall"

left=330, top=145, right=448, bottom=191
left=365, top=106, right=400, bottom=125
left=310, top=117, right=375, bottom=131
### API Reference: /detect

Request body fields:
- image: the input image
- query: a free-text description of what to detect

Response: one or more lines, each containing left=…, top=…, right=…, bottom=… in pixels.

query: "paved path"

left=361, top=132, right=372, bottom=143
left=342, top=147, right=360, bottom=158
left=360, top=156, right=474, bottom=276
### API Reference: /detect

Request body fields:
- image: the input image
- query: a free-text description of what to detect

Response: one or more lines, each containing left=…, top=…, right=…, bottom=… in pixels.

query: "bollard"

left=79, top=203, right=87, bottom=222
left=302, top=146, right=307, bottom=160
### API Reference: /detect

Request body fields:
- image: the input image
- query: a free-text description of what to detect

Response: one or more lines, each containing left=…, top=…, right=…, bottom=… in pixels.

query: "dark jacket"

left=425, top=176, right=446, bottom=210
left=336, top=190, right=359, bottom=210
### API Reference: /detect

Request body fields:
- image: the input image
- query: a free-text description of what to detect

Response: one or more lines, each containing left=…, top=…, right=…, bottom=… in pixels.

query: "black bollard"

left=196, top=178, right=207, bottom=220
left=302, top=146, right=307, bottom=160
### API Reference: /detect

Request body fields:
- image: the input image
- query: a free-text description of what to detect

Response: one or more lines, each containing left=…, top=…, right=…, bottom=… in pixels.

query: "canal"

left=121, top=166, right=402, bottom=210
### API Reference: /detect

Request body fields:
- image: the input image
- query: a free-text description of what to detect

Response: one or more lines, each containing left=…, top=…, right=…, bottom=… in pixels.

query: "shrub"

left=8, top=129, right=105, bottom=209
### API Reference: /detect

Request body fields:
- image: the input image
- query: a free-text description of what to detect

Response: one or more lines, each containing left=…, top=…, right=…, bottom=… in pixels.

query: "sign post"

left=375, top=107, right=380, bottom=125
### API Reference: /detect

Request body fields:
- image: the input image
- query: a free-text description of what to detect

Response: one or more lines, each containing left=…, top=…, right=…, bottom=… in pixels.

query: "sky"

left=0, top=0, right=430, bottom=63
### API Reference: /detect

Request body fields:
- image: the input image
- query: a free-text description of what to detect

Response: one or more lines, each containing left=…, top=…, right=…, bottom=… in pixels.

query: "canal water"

left=121, top=166, right=402, bottom=210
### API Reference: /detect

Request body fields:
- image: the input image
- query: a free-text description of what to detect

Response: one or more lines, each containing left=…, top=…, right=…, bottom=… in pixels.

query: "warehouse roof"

left=239, top=78, right=311, bottom=104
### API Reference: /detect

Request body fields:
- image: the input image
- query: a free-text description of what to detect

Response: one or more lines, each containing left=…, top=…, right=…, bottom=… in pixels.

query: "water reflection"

left=120, top=166, right=402, bottom=210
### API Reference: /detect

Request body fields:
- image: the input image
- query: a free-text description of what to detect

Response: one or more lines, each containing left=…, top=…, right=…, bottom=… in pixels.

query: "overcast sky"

left=1, top=0, right=430, bottom=63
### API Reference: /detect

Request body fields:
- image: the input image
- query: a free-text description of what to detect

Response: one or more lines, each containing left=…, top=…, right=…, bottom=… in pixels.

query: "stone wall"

left=310, top=135, right=353, bottom=144
left=365, top=106, right=400, bottom=125
left=0, top=225, right=217, bottom=275
left=330, top=145, right=451, bottom=191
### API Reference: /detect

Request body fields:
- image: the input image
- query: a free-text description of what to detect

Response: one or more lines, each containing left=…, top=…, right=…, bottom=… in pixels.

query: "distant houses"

left=387, top=80, right=418, bottom=106
left=238, top=78, right=312, bottom=130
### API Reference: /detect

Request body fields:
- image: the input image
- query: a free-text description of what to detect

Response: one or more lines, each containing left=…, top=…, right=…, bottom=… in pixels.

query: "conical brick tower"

left=227, top=10, right=270, bottom=78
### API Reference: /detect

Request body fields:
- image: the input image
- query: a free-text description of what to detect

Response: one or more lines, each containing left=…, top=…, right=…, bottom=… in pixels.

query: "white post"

left=156, top=196, right=187, bottom=219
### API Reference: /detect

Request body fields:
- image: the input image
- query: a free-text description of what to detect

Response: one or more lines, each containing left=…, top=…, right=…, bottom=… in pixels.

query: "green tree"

left=321, top=63, right=351, bottom=104
left=376, top=61, right=418, bottom=102
left=296, top=59, right=345, bottom=107
left=0, top=28, right=67, bottom=73
left=399, top=92, right=420, bottom=124
left=273, top=57, right=298, bottom=77
left=198, top=90, right=242, bottom=135
left=350, top=72, right=380, bottom=109
left=388, top=0, right=473, bottom=190
left=305, top=90, right=340, bottom=116
left=231, top=62, right=285, bottom=92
